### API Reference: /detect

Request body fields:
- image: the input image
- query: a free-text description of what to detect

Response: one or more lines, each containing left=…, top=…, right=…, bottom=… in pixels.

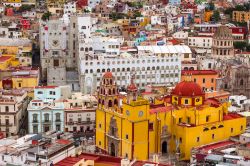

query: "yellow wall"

left=233, top=11, right=250, bottom=23
left=96, top=93, right=246, bottom=161
left=0, top=45, right=31, bottom=55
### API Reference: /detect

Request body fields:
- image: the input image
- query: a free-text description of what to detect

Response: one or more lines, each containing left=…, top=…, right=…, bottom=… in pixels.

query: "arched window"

left=113, top=88, right=116, bottom=94
left=85, top=48, right=88, bottom=52
left=108, top=100, right=112, bottom=107
left=102, top=100, right=105, bottom=105
left=89, top=47, right=93, bottom=51
left=80, top=47, right=84, bottom=51
left=102, top=69, right=105, bottom=73
left=109, top=89, right=111, bottom=95
left=100, top=88, right=103, bottom=94
left=114, top=99, right=118, bottom=105
left=110, top=79, right=112, bottom=85
left=98, top=99, right=101, bottom=104
left=203, top=127, right=209, bottom=132
left=240, top=79, right=244, bottom=86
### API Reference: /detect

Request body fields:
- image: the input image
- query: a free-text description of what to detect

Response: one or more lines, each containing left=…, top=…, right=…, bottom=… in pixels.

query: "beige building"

left=64, top=93, right=97, bottom=133
left=233, top=11, right=250, bottom=23
left=0, top=89, right=29, bottom=137
left=212, top=25, right=234, bottom=58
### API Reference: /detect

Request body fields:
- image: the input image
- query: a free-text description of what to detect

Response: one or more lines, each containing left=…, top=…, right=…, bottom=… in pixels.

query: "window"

left=33, top=125, right=38, bottom=133
left=187, top=117, right=190, bottom=124
left=179, top=137, right=182, bottom=143
left=218, top=125, right=224, bottom=128
left=56, top=125, right=61, bottom=131
left=44, top=113, right=49, bottom=122
left=206, top=115, right=210, bottom=122
left=37, top=91, right=43, bottom=94
left=212, top=134, right=215, bottom=139
left=211, top=78, right=214, bottom=83
left=5, top=106, right=9, bottom=112
left=231, top=128, right=233, bottom=133
left=18, top=83, right=21, bottom=87
left=203, top=127, right=209, bottom=132
left=211, top=126, right=216, bottom=130
left=241, top=125, right=243, bottom=131
left=33, top=114, right=38, bottom=122
left=184, top=99, right=188, bottom=105
left=73, top=23, right=75, bottom=28
left=126, top=134, right=128, bottom=139
left=203, top=78, right=205, bottom=83
left=179, top=118, right=182, bottom=123
left=54, top=59, right=59, bottom=67
left=149, top=123, right=154, bottom=131
left=194, top=78, right=196, bottom=82
left=197, top=137, right=200, bottom=142
left=99, top=124, right=101, bottom=128
left=55, top=113, right=60, bottom=122
left=81, top=26, right=86, bottom=29
left=99, top=141, right=101, bottom=145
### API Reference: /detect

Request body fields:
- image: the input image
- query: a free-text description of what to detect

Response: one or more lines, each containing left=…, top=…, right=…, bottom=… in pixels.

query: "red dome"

left=103, top=72, right=113, bottom=78
left=172, top=81, right=204, bottom=96
left=127, top=83, right=137, bottom=91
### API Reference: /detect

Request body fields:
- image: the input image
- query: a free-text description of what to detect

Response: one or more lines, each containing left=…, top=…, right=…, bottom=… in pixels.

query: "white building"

left=79, top=53, right=181, bottom=94
left=137, top=45, right=194, bottom=63
left=64, top=1, right=76, bottom=16
left=188, top=36, right=213, bottom=55
left=172, top=31, right=189, bottom=40
left=91, top=36, right=124, bottom=55
left=229, top=95, right=248, bottom=112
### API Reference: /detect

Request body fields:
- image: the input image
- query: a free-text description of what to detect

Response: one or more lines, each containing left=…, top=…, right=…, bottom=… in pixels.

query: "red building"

left=76, top=0, right=88, bottom=9
left=20, top=19, right=31, bottom=30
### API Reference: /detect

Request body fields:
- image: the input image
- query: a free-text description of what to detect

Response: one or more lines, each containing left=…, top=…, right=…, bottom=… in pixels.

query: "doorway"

left=162, top=141, right=168, bottom=154
left=110, top=143, right=115, bottom=156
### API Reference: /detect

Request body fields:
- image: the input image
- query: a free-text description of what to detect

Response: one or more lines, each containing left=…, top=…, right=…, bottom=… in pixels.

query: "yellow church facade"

left=95, top=72, right=246, bottom=161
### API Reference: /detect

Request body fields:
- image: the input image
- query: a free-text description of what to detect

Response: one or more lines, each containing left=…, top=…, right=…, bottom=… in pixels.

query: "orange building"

left=181, top=70, right=219, bottom=92
left=204, top=11, right=213, bottom=22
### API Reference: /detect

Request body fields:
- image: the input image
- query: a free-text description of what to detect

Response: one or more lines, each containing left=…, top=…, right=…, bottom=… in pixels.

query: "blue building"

left=28, top=86, right=71, bottom=133
left=169, top=0, right=181, bottom=5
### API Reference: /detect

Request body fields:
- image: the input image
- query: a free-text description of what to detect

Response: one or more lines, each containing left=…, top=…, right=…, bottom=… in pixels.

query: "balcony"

left=66, top=120, right=95, bottom=125
left=0, top=123, right=13, bottom=127
left=55, top=119, right=61, bottom=122
left=43, top=120, right=51, bottom=124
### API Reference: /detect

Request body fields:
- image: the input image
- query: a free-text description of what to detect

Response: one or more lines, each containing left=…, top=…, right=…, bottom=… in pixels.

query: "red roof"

left=182, top=70, right=218, bottom=75
left=230, top=27, right=246, bottom=34
left=197, top=140, right=236, bottom=153
left=223, top=113, right=243, bottom=121
left=56, top=139, right=71, bottom=145
left=103, top=72, right=113, bottom=78
left=172, top=81, right=204, bottom=97
left=150, top=105, right=173, bottom=114
left=0, top=56, right=11, bottom=62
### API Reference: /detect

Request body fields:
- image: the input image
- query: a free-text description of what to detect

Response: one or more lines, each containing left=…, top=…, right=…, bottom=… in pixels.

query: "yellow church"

left=95, top=72, right=246, bottom=161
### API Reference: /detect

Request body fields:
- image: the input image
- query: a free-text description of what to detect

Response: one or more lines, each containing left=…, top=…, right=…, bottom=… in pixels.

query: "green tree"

left=233, top=41, right=247, bottom=50
left=42, top=12, right=52, bottom=21
left=212, top=10, right=220, bottom=22
left=133, top=11, right=142, bottom=18
left=19, top=5, right=34, bottom=12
